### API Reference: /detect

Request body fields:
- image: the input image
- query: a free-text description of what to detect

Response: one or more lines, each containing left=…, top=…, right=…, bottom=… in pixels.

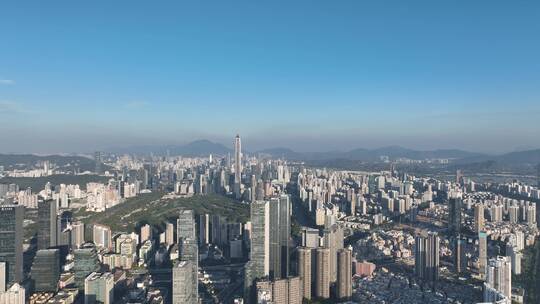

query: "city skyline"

left=1, top=1, right=539, bottom=153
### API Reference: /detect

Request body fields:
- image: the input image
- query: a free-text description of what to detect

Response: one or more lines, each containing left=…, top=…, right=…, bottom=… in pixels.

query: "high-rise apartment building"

left=478, top=231, right=488, bottom=279
left=337, top=248, right=352, bottom=300
left=475, top=204, right=485, bottom=233
left=165, top=222, right=175, bottom=246
left=93, top=224, right=112, bottom=250
left=255, top=277, right=302, bottom=304
left=414, top=232, right=440, bottom=283
left=315, top=248, right=330, bottom=299
left=297, top=247, right=312, bottom=300
left=484, top=256, right=511, bottom=304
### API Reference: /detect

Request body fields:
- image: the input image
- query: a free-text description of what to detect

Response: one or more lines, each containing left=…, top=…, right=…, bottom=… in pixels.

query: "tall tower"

left=0, top=205, right=24, bottom=286
left=245, top=200, right=270, bottom=302
left=269, top=195, right=291, bottom=279
left=234, top=134, right=242, bottom=198
left=38, top=199, right=57, bottom=250
left=176, top=210, right=198, bottom=303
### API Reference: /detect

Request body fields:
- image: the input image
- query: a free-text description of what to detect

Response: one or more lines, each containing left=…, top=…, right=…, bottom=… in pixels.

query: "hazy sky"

left=1, top=1, right=539, bottom=154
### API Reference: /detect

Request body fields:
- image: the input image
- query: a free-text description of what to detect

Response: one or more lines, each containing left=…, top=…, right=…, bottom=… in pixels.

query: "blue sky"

left=0, top=1, right=539, bottom=153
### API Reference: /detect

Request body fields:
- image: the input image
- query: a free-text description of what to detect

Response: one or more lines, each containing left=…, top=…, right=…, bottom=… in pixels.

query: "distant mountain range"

left=109, top=140, right=540, bottom=166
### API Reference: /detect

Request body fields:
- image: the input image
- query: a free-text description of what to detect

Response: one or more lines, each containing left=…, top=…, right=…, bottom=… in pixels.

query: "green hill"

left=75, top=192, right=249, bottom=233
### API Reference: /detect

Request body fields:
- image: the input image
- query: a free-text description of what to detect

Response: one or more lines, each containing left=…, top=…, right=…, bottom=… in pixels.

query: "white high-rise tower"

left=234, top=134, right=242, bottom=198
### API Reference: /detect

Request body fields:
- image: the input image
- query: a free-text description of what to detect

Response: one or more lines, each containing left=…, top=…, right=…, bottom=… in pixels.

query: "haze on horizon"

left=1, top=1, right=539, bottom=154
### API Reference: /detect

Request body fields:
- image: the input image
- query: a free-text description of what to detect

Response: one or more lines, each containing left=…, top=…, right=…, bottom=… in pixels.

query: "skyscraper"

left=245, top=200, right=270, bottom=302
left=177, top=209, right=196, bottom=242
left=176, top=209, right=198, bottom=303
left=478, top=231, right=488, bottom=279
left=484, top=256, right=512, bottom=303
left=0, top=205, right=24, bottom=286
left=199, top=214, right=210, bottom=245
left=255, top=277, right=302, bottom=304
left=165, top=222, right=175, bottom=246
left=93, top=224, right=112, bottom=250
left=297, top=247, right=312, bottom=300
left=31, top=249, right=60, bottom=292
left=337, top=248, right=352, bottom=300
left=323, top=224, right=344, bottom=283
left=172, top=260, right=198, bottom=304
left=454, top=237, right=467, bottom=274
left=475, top=204, right=485, bottom=233
left=315, top=248, right=330, bottom=299
left=269, top=195, right=291, bottom=279
left=84, top=272, right=114, bottom=304
left=71, top=221, right=85, bottom=249
left=414, top=232, right=440, bottom=283
left=94, top=151, right=103, bottom=174
left=37, top=199, right=57, bottom=250
left=449, top=197, right=462, bottom=235
left=73, top=243, right=101, bottom=289
left=234, top=134, right=242, bottom=198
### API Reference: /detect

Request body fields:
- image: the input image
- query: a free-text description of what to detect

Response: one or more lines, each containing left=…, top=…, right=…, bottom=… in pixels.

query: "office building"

left=94, top=151, right=103, bottom=174
left=337, top=248, right=352, bottom=300
left=297, top=247, right=312, bottom=300
left=245, top=200, right=270, bottom=302
left=177, top=209, right=196, bottom=242
left=84, top=272, right=114, bottom=304
left=73, top=243, right=101, bottom=289
left=454, top=237, right=467, bottom=274
left=415, top=232, right=440, bottom=282
left=449, top=197, right=462, bottom=235
left=38, top=199, right=57, bottom=250
left=31, top=249, right=60, bottom=292
left=269, top=195, right=291, bottom=279
left=172, top=260, right=197, bottom=304
left=0, top=205, right=24, bottom=286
